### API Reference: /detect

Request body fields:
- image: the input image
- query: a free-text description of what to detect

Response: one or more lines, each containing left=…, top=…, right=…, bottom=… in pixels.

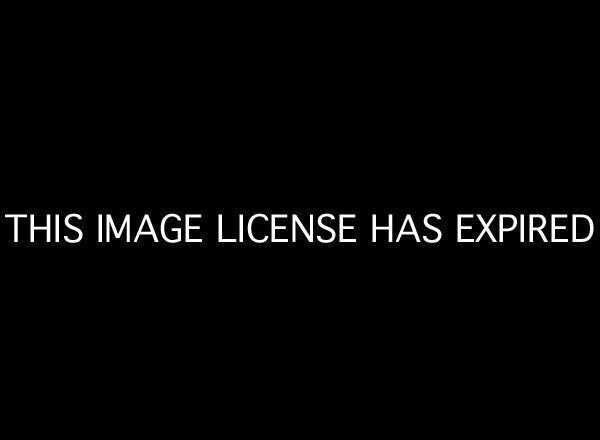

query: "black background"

left=1, top=6, right=597, bottom=434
